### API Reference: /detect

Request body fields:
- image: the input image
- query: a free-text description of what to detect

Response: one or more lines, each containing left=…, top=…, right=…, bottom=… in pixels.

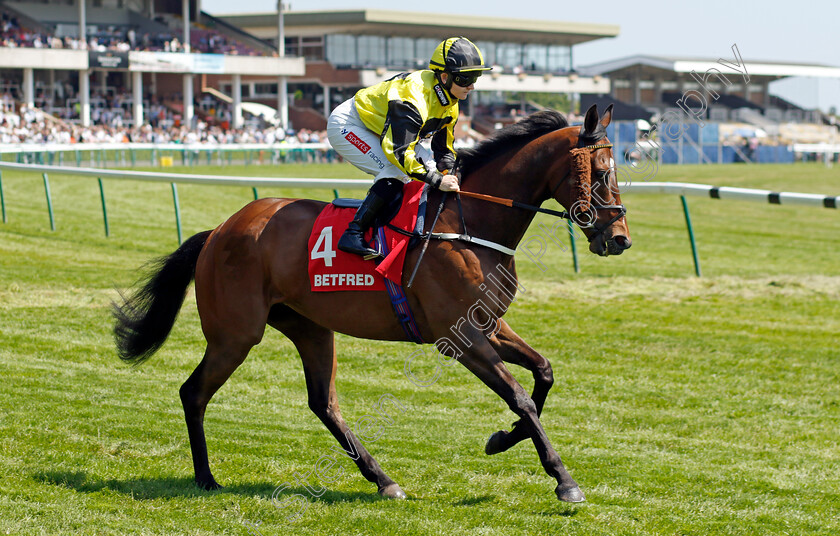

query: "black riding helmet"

left=429, top=37, right=492, bottom=91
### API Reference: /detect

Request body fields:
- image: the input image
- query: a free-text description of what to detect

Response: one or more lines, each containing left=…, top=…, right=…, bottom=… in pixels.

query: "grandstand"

left=578, top=55, right=839, bottom=144
left=0, top=0, right=302, bottom=132
left=217, top=9, right=619, bottom=133
left=0, top=2, right=838, bottom=164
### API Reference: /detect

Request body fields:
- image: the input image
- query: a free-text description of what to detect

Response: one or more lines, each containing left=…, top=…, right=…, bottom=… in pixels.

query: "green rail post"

left=151, top=148, right=156, bottom=166
left=42, top=173, right=55, bottom=231
left=171, top=183, right=183, bottom=244
left=333, top=189, right=340, bottom=199
left=0, top=169, right=6, bottom=223
left=567, top=219, right=580, bottom=273
left=680, top=195, right=702, bottom=277
left=98, top=178, right=109, bottom=237
left=75, top=149, right=81, bottom=166
left=130, top=148, right=136, bottom=166
left=252, top=187, right=259, bottom=200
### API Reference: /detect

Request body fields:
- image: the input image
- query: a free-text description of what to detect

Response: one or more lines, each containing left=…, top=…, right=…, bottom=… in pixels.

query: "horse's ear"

left=600, top=104, right=614, bottom=128
left=583, top=104, right=599, bottom=137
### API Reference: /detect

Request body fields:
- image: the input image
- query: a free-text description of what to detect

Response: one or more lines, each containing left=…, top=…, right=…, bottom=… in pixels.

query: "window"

left=301, top=36, right=324, bottom=61
left=547, top=45, right=571, bottom=73
left=326, top=34, right=356, bottom=65
left=476, top=41, right=496, bottom=66
left=254, top=83, right=278, bottom=97
left=415, top=38, right=438, bottom=69
left=284, top=37, right=299, bottom=57
left=496, top=43, right=522, bottom=70
left=357, top=36, right=386, bottom=66
left=387, top=37, right=414, bottom=69
left=523, top=45, right=547, bottom=72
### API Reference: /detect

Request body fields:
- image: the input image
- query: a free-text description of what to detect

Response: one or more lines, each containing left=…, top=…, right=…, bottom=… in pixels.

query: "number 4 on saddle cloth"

left=307, top=180, right=428, bottom=342
left=307, top=180, right=428, bottom=291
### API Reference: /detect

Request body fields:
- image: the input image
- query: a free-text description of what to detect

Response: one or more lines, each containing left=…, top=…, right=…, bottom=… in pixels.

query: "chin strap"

left=434, top=71, right=455, bottom=96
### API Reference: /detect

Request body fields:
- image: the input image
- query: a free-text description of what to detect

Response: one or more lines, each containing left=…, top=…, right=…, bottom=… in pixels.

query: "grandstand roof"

left=217, top=9, right=619, bottom=45
left=579, top=55, right=840, bottom=79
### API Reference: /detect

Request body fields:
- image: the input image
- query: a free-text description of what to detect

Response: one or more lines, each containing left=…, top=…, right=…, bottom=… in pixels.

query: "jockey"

left=326, top=36, right=491, bottom=259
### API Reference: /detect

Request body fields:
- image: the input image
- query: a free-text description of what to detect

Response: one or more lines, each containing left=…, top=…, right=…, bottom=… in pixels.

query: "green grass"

left=0, top=162, right=838, bottom=535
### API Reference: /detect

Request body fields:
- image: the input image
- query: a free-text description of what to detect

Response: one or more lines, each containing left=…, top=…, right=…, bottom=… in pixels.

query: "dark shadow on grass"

left=453, top=495, right=495, bottom=506
left=271, top=485, right=401, bottom=505
left=33, top=470, right=400, bottom=504
left=537, top=505, right=582, bottom=517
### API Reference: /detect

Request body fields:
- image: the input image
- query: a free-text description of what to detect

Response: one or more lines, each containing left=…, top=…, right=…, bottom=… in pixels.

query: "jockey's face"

left=441, top=72, right=475, bottom=101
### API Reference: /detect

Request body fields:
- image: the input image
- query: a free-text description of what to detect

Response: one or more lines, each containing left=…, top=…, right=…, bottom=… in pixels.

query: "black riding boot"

left=337, top=189, right=388, bottom=259
left=338, top=179, right=403, bottom=259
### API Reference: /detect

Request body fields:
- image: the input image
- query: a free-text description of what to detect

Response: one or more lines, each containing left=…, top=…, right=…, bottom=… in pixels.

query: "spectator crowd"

left=0, top=104, right=329, bottom=147
left=1, top=11, right=269, bottom=56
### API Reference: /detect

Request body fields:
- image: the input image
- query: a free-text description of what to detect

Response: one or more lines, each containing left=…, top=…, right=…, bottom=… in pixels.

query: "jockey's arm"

left=379, top=85, right=458, bottom=191
left=431, top=126, right=456, bottom=173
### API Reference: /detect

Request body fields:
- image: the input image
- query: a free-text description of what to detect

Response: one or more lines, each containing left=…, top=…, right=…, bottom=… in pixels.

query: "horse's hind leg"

left=269, top=306, right=406, bottom=499
left=180, top=336, right=258, bottom=489
left=485, top=319, right=554, bottom=455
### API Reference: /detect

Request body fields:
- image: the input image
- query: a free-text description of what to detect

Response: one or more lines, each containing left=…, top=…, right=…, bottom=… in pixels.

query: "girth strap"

left=431, top=233, right=517, bottom=256
left=376, top=227, right=425, bottom=344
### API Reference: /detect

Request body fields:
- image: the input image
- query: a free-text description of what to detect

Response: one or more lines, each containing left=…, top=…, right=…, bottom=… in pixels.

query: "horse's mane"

left=458, top=110, right=569, bottom=177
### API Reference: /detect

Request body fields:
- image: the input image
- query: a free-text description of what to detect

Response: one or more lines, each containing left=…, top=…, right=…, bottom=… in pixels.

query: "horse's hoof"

left=196, top=478, right=223, bottom=491
left=379, top=483, right=406, bottom=500
left=484, top=430, right=509, bottom=455
left=555, top=484, right=585, bottom=503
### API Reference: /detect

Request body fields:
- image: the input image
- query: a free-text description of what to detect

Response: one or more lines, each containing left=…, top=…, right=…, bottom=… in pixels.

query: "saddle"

left=331, top=183, right=428, bottom=252
left=307, top=181, right=428, bottom=292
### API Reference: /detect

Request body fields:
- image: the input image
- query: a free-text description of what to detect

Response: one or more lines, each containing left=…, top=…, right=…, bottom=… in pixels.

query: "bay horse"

left=113, top=104, right=630, bottom=504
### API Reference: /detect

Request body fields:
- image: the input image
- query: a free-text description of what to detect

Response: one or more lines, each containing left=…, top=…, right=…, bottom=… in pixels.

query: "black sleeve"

left=431, top=128, right=456, bottom=172
left=384, top=100, right=423, bottom=169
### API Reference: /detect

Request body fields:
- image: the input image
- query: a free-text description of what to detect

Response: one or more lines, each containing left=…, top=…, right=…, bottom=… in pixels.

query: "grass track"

left=0, top=162, right=838, bottom=535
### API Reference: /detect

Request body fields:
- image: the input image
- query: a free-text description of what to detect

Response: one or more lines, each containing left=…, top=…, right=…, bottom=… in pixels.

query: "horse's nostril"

left=613, top=235, right=631, bottom=249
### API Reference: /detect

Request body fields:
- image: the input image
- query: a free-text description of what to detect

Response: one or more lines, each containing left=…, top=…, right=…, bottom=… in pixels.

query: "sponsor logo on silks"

left=313, top=273, right=376, bottom=287
left=433, top=84, right=450, bottom=106
left=340, top=128, right=348, bottom=135
left=345, top=131, right=371, bottom=153
left=368, top=151, right=386, bottom=170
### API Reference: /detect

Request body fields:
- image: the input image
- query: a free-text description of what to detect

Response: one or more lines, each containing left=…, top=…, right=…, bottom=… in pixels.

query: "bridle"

left=548, top=139, right=627, bottom=244
left=435, top=132, right=628, bottom=257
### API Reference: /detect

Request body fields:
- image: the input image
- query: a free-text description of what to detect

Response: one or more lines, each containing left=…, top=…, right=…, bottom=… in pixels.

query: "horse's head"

left=551, top=104, right=632, bottom=256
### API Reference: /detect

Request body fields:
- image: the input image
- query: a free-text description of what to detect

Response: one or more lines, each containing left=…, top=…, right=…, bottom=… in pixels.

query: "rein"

left=399, top=139, right=627, bottom=259
left=458, top=141, right=626, bottom=244
left=457, top=190, right=571, bottom=219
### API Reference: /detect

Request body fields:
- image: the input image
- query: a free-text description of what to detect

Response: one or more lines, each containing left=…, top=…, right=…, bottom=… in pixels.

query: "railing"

left=0, top=162, right=837, bottom=276
left=0, top=142, right=336, bottom=167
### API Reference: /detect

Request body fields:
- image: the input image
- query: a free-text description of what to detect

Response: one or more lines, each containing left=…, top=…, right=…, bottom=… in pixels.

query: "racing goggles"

left=451, top=71, right=481, bottom=87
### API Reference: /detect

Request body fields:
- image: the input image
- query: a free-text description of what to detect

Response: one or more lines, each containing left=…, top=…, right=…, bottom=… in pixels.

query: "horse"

left=113, top=103, right=631, bottom=504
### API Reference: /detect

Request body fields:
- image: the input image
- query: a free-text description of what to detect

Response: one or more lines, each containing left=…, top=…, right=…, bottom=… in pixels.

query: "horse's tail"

left=113, top=230, right=212, bottom=365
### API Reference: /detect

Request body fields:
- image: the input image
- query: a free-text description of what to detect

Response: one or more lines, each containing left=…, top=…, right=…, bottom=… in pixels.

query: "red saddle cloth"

left=307, top=181, right=424, bottom=292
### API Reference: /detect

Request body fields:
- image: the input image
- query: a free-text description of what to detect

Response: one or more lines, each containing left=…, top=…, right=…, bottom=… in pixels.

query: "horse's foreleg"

left=485, top=319, right=554, bottom=456
left=270, top=309, right=405, bottom=499
left=457, top=333, right=584, bottom=503
left=180, top=338, right=256, bottom=489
